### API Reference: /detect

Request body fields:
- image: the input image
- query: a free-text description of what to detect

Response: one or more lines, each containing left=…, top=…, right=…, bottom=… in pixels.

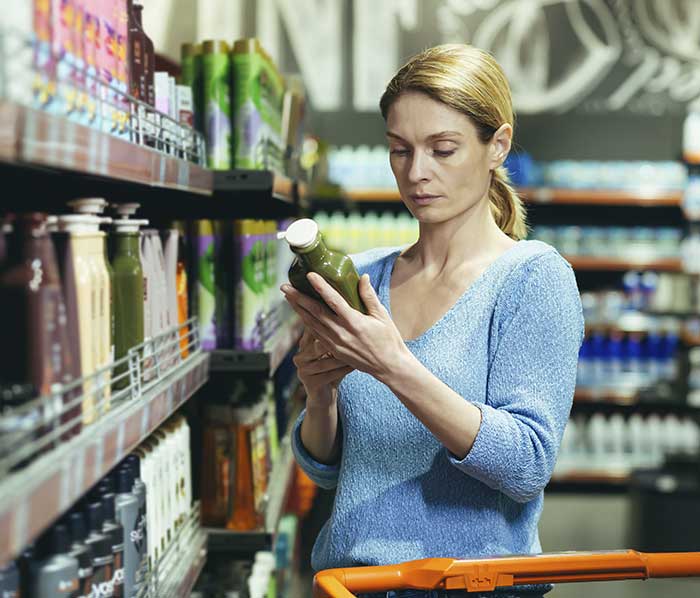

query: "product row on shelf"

left=4, top=1, right=204, bottom=163
left=530, top=225, right=682, bottom=261
left=179, top=39, right=305, bottom=176
left=193, top=218, right=296, bottom=353
left=0, top=201, right=190, bottom=454
left=200, top=378, right=282, bottom=533
left=313, top=210, right=418, bottom=255
left=581, top=272, right=696, bottom=322
left=577, top=328, right=680, bottom=396
left=0, top=414, right=197, bottom=598
left=555, top=413, right=700, bottom=478
left=325, top=144, right=687, bottom=194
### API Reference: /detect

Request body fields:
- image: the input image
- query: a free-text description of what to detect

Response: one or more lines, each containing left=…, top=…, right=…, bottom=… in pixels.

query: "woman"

left=281, top=44, right=584, bottom=598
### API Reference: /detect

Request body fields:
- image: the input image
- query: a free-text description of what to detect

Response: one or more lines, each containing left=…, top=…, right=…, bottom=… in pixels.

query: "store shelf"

left=0, top=351, right=209, bottom=566
left=574, top=388, right=641, bottom=405
left=332, top=187, right=683, bottom=207
left=210, top=314, right=303, bottom=375
left=519, top=187, right=682, bottom=207
left=169, top=532, right=207, bottom=597
left=206, top=442, right=296, bottom=555
left=206, top=407, right=299, bottom=556
left=0, top=101, right=304, bottom=218
left=565, top=256, right=683, bottom=272
left=211, top=169, right=302, bottom=218
left=0, top=100, right=212, bottom=196
left=548, top=470, right=631, bottom=493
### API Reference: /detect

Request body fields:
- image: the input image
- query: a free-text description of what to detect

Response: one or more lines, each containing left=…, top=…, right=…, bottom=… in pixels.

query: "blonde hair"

left=380, top=44, right=527, bottom=240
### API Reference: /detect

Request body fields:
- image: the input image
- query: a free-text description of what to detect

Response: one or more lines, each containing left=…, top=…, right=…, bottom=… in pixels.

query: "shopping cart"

left=313, top=550, right=700, bottom=597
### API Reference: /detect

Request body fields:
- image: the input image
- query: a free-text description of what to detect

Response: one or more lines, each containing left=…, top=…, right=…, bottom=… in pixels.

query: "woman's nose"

left=407, top=152, right=431, bottom=183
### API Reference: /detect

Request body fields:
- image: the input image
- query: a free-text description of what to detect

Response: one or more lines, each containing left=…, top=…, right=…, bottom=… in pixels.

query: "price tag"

left=93, top=435, right=105, bottom=482
left=116, top=422, right=126, bottom=462
left=140, top=403, right=151, bottom=438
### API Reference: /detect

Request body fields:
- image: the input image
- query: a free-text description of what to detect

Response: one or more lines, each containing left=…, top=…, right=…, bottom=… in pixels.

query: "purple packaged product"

left=234, top=221, right=263, bottom=351
left=196, top=222, right=216, bottom=350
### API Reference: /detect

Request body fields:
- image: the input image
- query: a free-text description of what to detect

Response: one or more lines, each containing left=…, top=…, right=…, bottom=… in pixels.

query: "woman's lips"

left=410, top=194, right=442, bottom=205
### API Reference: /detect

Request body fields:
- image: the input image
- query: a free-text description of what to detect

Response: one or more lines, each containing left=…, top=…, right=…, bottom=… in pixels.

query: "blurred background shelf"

left=565, top=256, right=683, bottom=272
left=519, top=187, right=683, bottom=207
left=319, top=187, right=683, bottom=207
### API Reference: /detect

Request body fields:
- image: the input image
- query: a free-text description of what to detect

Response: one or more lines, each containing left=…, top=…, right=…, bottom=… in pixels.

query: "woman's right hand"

left=293, top=329, right=353, bottom=408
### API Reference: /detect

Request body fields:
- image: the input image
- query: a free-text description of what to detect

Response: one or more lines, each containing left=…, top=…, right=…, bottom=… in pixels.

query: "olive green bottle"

left=279, top=219, right=366, bottom=314
left=110, top=204, right=147, bottom=390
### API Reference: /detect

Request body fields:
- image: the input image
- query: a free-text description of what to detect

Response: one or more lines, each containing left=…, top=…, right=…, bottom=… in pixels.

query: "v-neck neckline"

left=379, top=240, right=526, bottom=344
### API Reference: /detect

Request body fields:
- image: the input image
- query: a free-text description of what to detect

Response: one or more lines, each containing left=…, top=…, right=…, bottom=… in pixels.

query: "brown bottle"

left=130, top=2, right=154, bottom=106
left=51, top=229, right=84, bottom=439
left=0, top=214, right=76, bottom=445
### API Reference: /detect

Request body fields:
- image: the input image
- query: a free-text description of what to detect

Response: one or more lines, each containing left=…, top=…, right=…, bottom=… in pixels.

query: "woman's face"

left=386, top=91, right=511, bottom=224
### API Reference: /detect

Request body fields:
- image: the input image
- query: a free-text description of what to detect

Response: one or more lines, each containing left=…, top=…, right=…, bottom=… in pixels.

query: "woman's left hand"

left=281, top=272, right=409, bottom=383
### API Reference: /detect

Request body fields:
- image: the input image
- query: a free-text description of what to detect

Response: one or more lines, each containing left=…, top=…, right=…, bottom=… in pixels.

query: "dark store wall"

left=255, top=0, right=698, bottom=161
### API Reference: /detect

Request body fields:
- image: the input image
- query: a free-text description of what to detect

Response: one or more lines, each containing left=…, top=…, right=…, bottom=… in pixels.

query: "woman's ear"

left=489, top=123, right=513, bottom=169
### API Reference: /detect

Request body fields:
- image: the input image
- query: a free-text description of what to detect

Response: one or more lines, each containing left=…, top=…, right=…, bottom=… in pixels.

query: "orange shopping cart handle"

left=313, top=550, right=700, bottom=597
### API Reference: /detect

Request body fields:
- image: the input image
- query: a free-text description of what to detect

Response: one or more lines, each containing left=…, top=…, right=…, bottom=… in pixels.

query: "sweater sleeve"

left=291, top=409, right=341, bottom=489
left=447, top=251, right=584, bottom=503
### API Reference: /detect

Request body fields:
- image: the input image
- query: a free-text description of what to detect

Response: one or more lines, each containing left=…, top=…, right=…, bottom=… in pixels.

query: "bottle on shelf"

left=109, top=204, right=147, bottom=391
left=0, top=213, right=77, bottom=439
left=30, top=522, right=80, bottom=597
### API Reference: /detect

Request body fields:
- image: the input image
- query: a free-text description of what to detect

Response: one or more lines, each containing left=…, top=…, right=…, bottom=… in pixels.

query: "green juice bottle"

left=202, top=40, right=231, bottom=170
left=180, top=42, right=203, bottom=134
left=278, top=219, right=367, bottom=314
left=110, top=205, right=147, bottom=390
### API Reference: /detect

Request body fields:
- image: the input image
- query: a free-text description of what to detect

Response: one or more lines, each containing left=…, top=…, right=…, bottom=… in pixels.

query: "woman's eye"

left=433, top=149, right=455, bottom=158
left=390, top=148, right=410, bottom=157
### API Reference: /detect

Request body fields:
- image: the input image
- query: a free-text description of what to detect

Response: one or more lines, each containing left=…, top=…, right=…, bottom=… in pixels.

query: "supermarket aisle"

left=541, top=495, right=700, bottom=597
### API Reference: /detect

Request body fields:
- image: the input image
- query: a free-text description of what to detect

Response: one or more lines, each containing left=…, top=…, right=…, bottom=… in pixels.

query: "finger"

left=307, top=272, right=357, bottom=321
left=285, top=284, right=339, bottom=326
left=286, top=287, right=348, bottom=347
left=300, top=356, right=349, bottom=375
left=358, top=273, right=384, bottom=315
left=310, top=366, right=354, bottom=387
left=299, top=328, right=314, bottom=349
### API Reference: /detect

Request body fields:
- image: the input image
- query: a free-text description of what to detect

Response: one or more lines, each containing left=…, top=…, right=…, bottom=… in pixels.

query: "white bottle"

left=682, top=102, right=700, bottom=165
left=627, top=414, right=647, bottom=468
left=587, top=413, right=608, bottom=470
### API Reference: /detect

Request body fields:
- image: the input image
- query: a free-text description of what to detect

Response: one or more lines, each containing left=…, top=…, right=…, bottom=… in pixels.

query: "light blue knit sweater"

left=292, top=240, right=584, bottom=584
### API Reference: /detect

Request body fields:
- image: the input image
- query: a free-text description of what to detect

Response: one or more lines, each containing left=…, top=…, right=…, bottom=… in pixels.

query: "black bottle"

left=84, top=502, right=114, bottom=597
left=68, top=511, right=95, bottom=598
left=102, top=493, right=124, bottom=598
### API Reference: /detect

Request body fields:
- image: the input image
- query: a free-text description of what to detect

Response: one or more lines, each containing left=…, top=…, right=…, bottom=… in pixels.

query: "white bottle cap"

left=68, top=198, right=109, bottom=215
left=112, top=203, right=142, bottom=218
left=278, top=218, right=319, bottom=249
left=58, top=214, right=101, bottom=233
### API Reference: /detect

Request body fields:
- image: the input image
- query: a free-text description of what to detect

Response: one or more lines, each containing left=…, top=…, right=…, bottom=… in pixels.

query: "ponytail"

left=489, top=166, right=527, bottom=240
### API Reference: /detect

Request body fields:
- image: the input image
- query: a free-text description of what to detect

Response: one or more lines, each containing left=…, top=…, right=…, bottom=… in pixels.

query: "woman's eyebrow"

left=385, top=130, right=463, bottom=141
left=426, top=130, right=463, bottom=140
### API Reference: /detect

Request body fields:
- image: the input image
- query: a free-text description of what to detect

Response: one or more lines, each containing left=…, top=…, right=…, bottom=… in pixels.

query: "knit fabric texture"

left=292, top=240, right=584, bottom=587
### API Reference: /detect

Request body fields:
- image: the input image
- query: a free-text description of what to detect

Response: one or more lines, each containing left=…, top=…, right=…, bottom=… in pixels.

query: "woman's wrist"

left=375, top=344, right=421, bottom=390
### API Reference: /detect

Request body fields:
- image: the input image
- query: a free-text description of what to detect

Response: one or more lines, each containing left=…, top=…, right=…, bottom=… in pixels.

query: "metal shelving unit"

left=210, top=312, right=303, bottom=376
left=0, top=322, right=209, bottom=566
left=206, top=434, right=297, bottom=556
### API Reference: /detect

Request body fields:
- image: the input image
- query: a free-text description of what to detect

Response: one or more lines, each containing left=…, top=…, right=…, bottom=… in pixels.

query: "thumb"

left=359, top=274, right=383, bottom=314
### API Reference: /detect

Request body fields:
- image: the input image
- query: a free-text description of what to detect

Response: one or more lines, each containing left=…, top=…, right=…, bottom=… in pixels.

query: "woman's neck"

left=408, top=197, right=514, bottom=276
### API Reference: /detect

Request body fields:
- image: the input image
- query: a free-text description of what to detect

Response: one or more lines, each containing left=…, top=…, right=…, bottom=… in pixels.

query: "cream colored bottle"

left=57, top=215, right=97, bottom=424
left=67, top=200, right=112, bottom=413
